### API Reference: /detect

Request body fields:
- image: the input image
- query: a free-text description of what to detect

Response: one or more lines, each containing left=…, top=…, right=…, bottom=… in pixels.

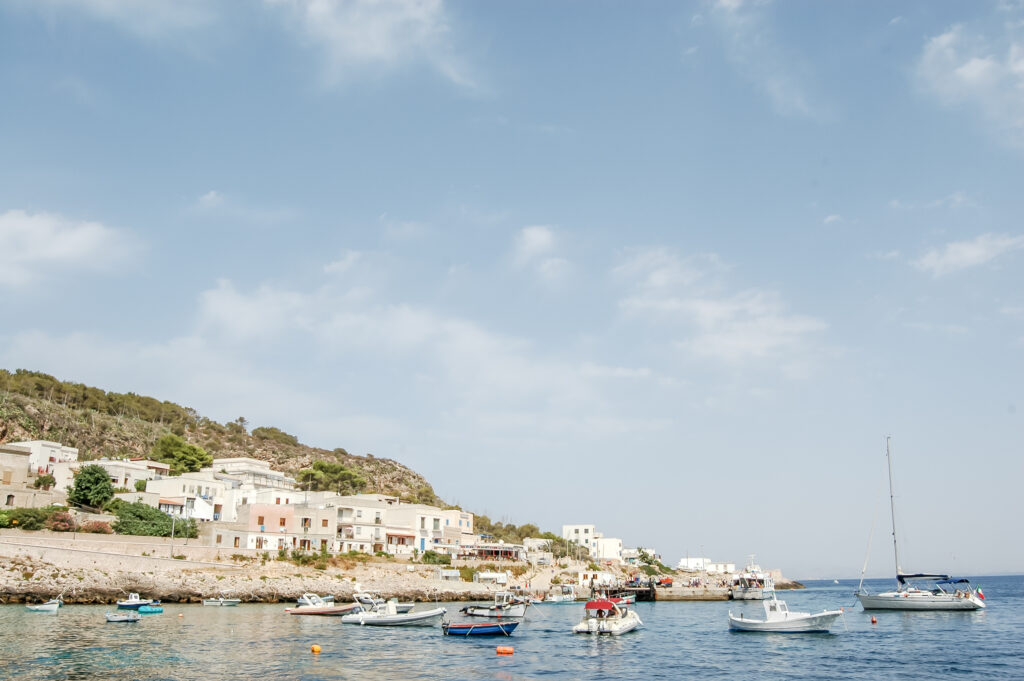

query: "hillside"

left=0, top=369, right=440, bottom=505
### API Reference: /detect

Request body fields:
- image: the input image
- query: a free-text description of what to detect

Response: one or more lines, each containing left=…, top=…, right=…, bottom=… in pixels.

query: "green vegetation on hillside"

left=297, top=460, right=367, bottom=495
left=68, top=464, right=114, bottom=509
left=150, top=433, right=212, bottom=474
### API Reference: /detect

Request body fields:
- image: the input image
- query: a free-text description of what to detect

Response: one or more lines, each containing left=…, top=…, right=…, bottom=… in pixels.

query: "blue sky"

left=1, top=0, right=1022, bottom=578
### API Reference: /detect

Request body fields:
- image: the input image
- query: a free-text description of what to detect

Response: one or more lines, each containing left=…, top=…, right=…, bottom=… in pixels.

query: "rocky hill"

left=0, top=369, right=439, bottom=504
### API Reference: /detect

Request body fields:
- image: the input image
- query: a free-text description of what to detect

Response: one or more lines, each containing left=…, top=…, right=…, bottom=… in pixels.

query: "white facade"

left=577, top=570, right=617, bottom=587
left=206, top=457, right=297, bottom=490
left=562, top=524, right=597, bottom=548
left=11, top=440, right=78, bottom=476
left=594, top=536, right=623, bottom=563
left=676, top=557, right=735, bottom=573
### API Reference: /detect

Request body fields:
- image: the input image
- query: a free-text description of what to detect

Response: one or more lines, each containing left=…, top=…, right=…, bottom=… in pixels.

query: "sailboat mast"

left=886, top=436, right=902, bottom=577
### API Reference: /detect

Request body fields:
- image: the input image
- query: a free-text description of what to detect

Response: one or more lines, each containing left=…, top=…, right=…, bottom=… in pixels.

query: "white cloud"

left=0, top=209, right=136, bottom=288
left=268, top=0, right=475, bottom=89
left=191, top=189, right=293, bottom=224
left=324, top=250, right=362, bottom=274
left=706, top=0, right=819, bottom=118
left=823, top=214, right=842, bottom=224
left=512, top=225, right=572, bottom=281
left=916, top=23, right=1024, bottom=147
left=913, top=233, right=1024, bottom=276
left=615, top=248, right=825, bottom=366
left=889, top=16, right=904, bottom=26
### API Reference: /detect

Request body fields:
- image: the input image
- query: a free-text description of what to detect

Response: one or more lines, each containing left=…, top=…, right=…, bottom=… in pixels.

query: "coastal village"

left=0, top=438, right=793, bottom=604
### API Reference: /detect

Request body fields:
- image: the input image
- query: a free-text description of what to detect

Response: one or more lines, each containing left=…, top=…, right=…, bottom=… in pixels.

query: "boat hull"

left=105, top=612, right=141, bottom=623
left=26, top=602, right=60, bottom=612
left=728, top=610, right=842, bottom=633
left=341, top=607, right=447, bottom=626
left=285, top=602, right=360, bottom=616
left=857, top=592, right=985, bottom=611
left=203, top=599, right=241, bottom=606
left=572, top=613, right=643, bottom=635
left=461, top=603, right=527, bottom=618
left=442, top=621, right=518, bottom=636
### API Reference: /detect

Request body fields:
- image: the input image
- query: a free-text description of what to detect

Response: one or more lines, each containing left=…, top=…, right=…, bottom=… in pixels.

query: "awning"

left=584, top=600, right=617, bottom=610
left=159, top=499, right=184, bottom=506
left=387, top=533, right=416, bottom=538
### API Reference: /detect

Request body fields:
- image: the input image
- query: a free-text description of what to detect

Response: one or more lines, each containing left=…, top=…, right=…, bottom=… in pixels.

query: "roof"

left=159, top=498, right=185, bottom=506
left=387, top=532, right=415, bottom=538
left=584, top=599, right=618, bottom=610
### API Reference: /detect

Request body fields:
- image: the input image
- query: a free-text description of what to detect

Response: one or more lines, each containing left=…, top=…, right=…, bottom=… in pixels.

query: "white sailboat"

left=856, top=437, right=986, bottom=612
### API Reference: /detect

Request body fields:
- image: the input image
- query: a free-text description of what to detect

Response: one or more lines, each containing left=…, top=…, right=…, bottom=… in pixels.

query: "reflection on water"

left=1, top=577, right=1021, bottom=681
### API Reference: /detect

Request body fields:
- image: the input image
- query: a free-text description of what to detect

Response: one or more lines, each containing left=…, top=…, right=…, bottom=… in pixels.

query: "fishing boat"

left=460, top=591, right=528, bottom=618
left=730, top=557, right=775, bottom=600
left=341, top=599, right=447, bottom=626
left=25, top=600, right=61, bottom=612
left=728, top=596, right=843, bottom=633
left=856, top=438, right=986, bottom=612
left=116, top=593, right=153, bottom=609
left=202, top=597, right=242, bottom=607
left=138, top=604, right=163, bottom=614
left=442, top=620, right=519, bottom=636
left=572, top=599, right=643, bottom=635
left=285, top=593, right=360, bottom=616
left=105, top=612, right=141, bottom=623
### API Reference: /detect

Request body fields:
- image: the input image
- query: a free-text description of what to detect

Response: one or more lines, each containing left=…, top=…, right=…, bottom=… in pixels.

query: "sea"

left=1, top=575, right=1021, bottom=680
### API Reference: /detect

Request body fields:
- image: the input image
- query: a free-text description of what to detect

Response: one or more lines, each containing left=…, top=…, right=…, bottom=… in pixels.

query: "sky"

left=1, top=0, right=1022, bottom=579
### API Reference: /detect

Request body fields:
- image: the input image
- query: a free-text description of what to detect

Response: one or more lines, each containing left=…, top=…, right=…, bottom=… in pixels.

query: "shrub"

left=33, top=474, right=56, bottom=490
left=7, top=507, right=53, bottom=531
left=110, top=501, right=197, bottom=538
left=314, top=559, right=328, bottom=571
left=277, top=547, right=289, bottom=561
left=509, top=565, right=528, bottom=578
left=80, top=521, right=113, bottom=534
left=134, top=480, right=147, bottom=492
left=421, top=550, right=451, bottom=565
left=45, top=511, right=78, bottom=532
left=458, top=566, right=477, bottom=582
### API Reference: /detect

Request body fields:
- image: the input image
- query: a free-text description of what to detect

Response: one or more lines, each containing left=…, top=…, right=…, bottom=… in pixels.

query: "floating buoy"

left=496, top=646, right=514, bottom=656
left=871, top=616, right=877, bottom=625
left=311, top=645, right=321, bottom=654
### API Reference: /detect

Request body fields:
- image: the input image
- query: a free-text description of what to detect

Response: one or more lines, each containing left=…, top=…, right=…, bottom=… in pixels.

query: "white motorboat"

left=26, top=600, right=61, bottom=612
left=116, top=593, right=153, bottom=609
left=572, top=599, right=643, bottom=635
left=341, top=599, right=446, bottom=626
left=460, top=591, right=528, bottom=618
left=730, top=557, right=775, bottom=600
left=541, top=585, right=578, bottom=603
left=202, top=597, right=242, bottom=606
left=354, top=591, right=414, bottom=614
left=856, top=438, right=986, bottom=612
left=285, top=593, right=360, bottom=616
left=729, top=597, right=843, bottom=633
left=297, top=593, right=335, bottom=606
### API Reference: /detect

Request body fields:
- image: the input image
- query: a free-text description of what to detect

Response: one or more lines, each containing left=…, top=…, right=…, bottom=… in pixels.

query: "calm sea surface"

left=1, top=575, right=1021, bottom=680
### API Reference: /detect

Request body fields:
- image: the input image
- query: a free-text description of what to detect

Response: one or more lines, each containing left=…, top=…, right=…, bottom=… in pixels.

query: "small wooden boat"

left=116, top=593, right=153, bottom=609
left=442, top=621, right=519, bottom=636
left=138, top=605, right=164, bottom=614
left=728, top=597, right=843, bottom=633
left=106, top=612, right=141, bottom=623
left=460, top=592, right=528, bottom=618
left=285, top=593, right=360, bottom=616
left=572, top=600, right=643, bottom=635
left=341, top=600, right=447, bottom=626
left=25, top=600, right=61, bottom=612
left=202, top=597, right=242, bottom=607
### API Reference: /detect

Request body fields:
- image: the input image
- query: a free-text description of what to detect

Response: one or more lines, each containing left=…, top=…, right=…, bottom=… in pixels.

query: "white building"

left=206, top=457, right=297, bottom=491
left=10, top=440, right=78, bottom=476
left=562, top=524, right=597, bottom=549
left=594, top=536, right=623, bottom=563
left=676, top=557, right=735, bottom=574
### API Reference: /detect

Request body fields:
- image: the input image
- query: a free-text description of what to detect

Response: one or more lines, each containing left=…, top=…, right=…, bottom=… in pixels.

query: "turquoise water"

left=2, top=576, right=1021, bottom=680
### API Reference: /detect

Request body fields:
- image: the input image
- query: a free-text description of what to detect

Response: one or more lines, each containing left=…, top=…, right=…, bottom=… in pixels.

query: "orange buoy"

left=311, top=645, right=321, bottom=654
left=871, top=616, right=877, bottom=624
left=496, top=646, right=514, bottom=656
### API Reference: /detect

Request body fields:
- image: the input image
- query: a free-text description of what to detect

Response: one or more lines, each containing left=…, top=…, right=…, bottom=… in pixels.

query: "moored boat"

left=341, top=600, right=447, bottom=626
left=203, top=597, right=242, bottom=607
left=106, top=612, right=142, bottom=623
left=354, top=590, right=414, bottom=614
left=728, top=597, right=843, bottom=633
left=138, top=605, right=164, bottom=614
left=442, top=620, right=519, bottom=636
left=572, top=599, right=643, bottom=635
left=730, top=557, right=775, bottom=600
left=116, top=593, right=153, bottom=609
left=855, top=438, right=986, bottom=612
left=460, top=591, right=528, bottom=618
left=25, top=600, right=60, bottom=613
left=540, top=585, right=578, bottom=603
left=285, top=593, right=360, bottom=616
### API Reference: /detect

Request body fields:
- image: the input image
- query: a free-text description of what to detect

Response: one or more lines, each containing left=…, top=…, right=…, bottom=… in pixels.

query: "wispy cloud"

left=191, top=189, right=294, bottom=224
left=614, top=247, right=825, bottom=367
left=705, top=0, right=820, bottom=118
left=823, top=214, right=842, bottom=225
left=889, top=191, right=974, bottom=211
left=267, top=0, right=476, bottom=89
left=916, top=21, right=1024, bottom=147
left=913, top=233, right=1024, bottom=276
left=513, top=225, right=571, bottom=281
left=0, top=209, right=137, bottom=288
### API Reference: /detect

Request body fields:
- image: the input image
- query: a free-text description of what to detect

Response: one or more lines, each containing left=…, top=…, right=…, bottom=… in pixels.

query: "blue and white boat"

left=116, top=593, right=154, bottom=609
left=442, top=621, right=518, bottom=636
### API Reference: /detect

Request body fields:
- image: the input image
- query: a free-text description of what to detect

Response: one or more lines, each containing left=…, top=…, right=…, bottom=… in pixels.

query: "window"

left=279, top=517, right=287, bottom=527
left=301, top=517, right=311, bottom=529
left=1, top=470, right=10, bottom=485
left=233, top=537, right=240, bottom=548
left=275, top=498, right=280, bottom=505
left=257, top=516, right=265, bottom=526
left=321, top=519, right=329, bottom=528
left=420, top=517, right=425, bottom=529
left=216, top=534, right=222, bottom=544
left=584, top=528, right=590, bottom=534
left=5, top=494, right=14, bottom=506
left=433, top=519, right=440, bottom=530
left=356, top=510, right=362, bottom=519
